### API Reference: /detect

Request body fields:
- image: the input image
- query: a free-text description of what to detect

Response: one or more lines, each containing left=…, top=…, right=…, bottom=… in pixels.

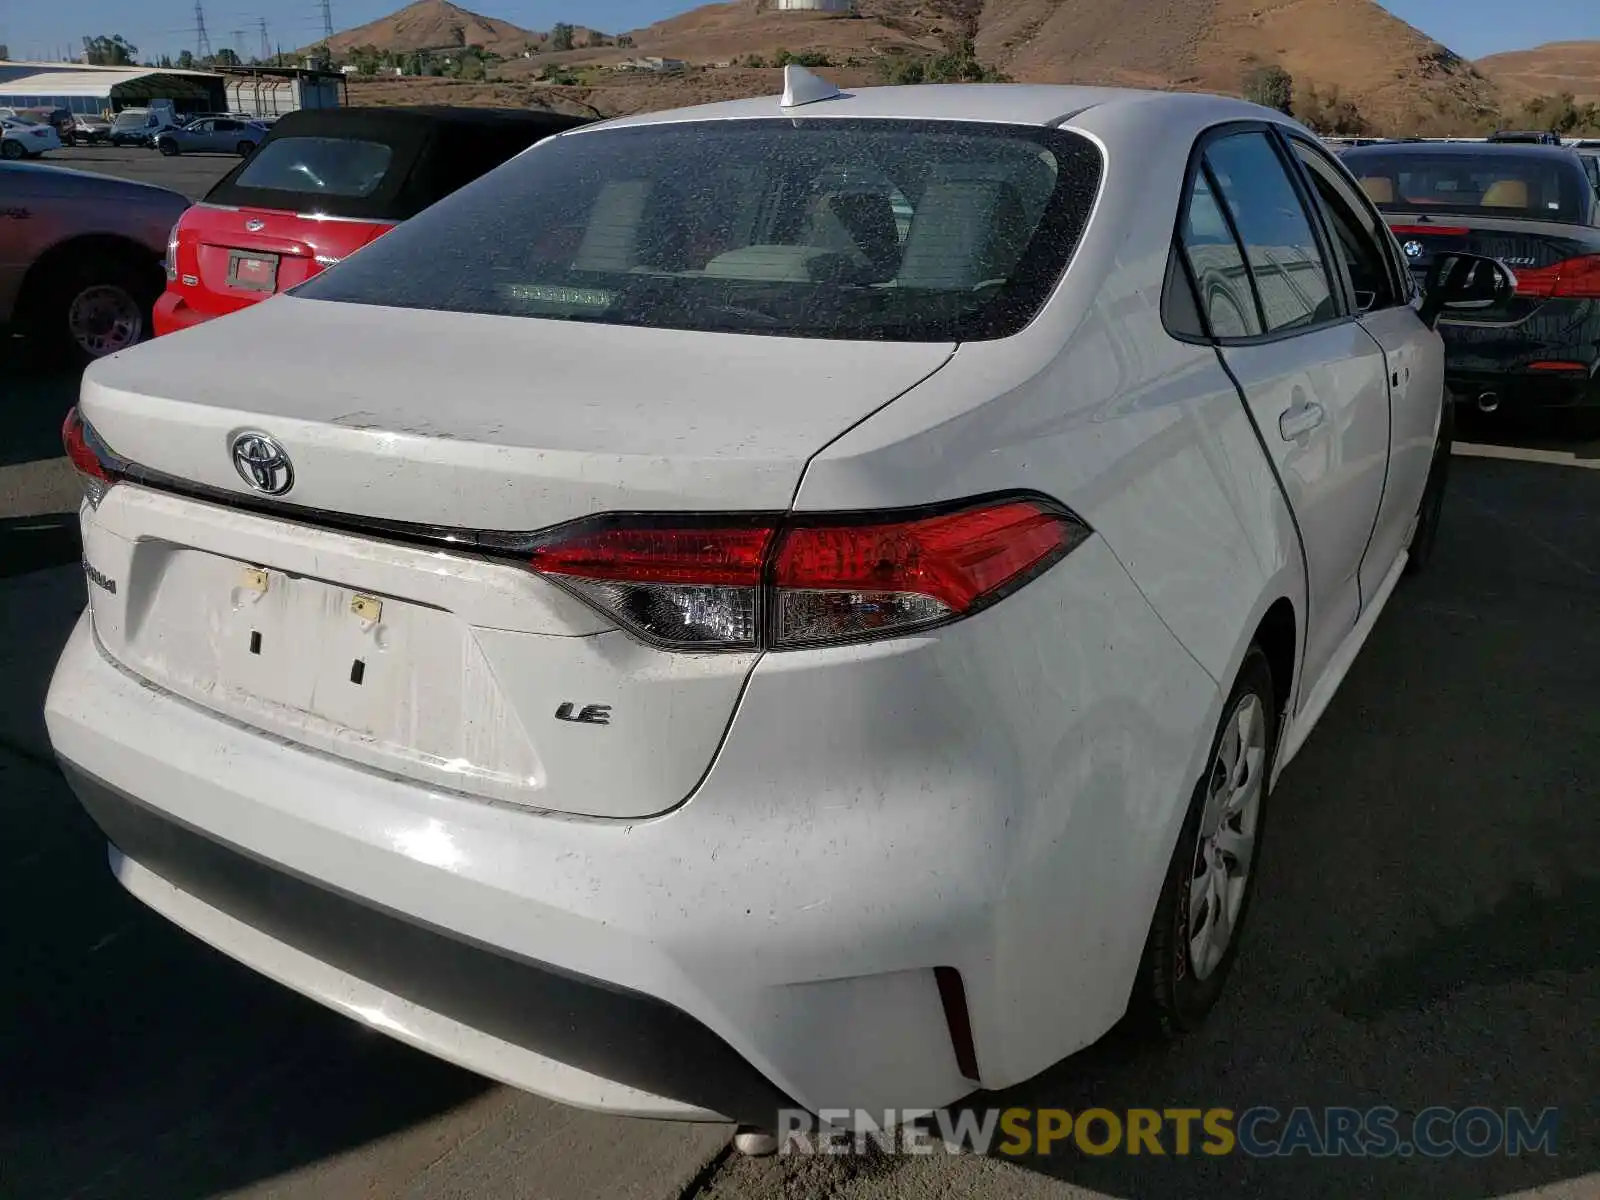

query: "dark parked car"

left=156, top=105, right=590, bottom=334
left=0, top=162, right=189, bottom=361
left=1346, top=142, right=1600, bottom=418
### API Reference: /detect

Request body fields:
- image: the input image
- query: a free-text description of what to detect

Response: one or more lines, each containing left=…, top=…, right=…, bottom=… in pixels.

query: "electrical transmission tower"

left=318, top=0, right=334, bottom=43
left=194, top=0, right=213, bottom=59
left=231, top=29, right=245, bottom=57
left=259, top=19, right=271, bottom=62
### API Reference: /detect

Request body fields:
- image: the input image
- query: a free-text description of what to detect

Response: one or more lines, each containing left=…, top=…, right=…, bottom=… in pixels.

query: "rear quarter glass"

left=294, top=119, right=1106, bottom=343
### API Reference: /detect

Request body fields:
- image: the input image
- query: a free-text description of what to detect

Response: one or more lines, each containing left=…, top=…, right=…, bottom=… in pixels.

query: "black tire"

left=0, top=139, right=24, bottom=161
left=236, top=140, right=255, bottom=157
left=1131, top=646, right=1277, bottom=1038
left=158, top=138, right=179, bottom=157
left=24, top=251, right=159, bottom=366
left=1405, top=397, right=1454, bottom=576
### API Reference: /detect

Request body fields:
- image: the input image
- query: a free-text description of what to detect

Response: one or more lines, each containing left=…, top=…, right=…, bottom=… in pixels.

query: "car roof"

left=267, top=104, right=591, bottom=138
left=1342, top=141, right=1582, bottom=162
left=587, top=81, right=1281, bottom=136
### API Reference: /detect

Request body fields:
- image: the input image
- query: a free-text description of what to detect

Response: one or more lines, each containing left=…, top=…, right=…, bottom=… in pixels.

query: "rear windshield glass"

left=295, top=119, right=1103, bottom=342
left=1343, top=151, right=1588, bottom=223
left=234, top=137, right=394, bottom=198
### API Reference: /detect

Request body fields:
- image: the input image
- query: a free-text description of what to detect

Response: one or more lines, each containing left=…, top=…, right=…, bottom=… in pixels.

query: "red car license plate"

left=228, top=250, right=279, bottom=292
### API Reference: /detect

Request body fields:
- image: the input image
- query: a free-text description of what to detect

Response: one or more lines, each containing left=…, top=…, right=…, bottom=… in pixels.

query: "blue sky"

left=2, top=0, right=1595, bottom=68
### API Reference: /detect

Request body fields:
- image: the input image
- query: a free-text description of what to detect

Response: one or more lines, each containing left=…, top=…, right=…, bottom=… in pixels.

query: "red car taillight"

left=1513, top=255, right=1600, bottom=299
left=62, top=407, right=119, bottom=508
left=528, top=498, right=1090, bottom=651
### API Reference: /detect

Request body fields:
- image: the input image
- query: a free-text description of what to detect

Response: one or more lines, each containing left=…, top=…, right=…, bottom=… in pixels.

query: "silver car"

left=155, top=116, right=267, bottom=157
left=0, top=162, right=190, bottom=361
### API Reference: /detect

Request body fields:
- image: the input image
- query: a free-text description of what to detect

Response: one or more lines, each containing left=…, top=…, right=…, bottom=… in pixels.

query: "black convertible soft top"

left=204, top=105, right=592, bottom=221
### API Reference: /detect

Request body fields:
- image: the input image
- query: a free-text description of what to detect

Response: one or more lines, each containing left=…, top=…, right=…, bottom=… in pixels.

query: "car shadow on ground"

left=946, top=456, right=1600, bottom=1198
left=2, top=336, right=80, bottom=468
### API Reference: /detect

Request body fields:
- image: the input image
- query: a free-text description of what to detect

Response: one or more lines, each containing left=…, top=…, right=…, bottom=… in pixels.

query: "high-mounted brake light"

left=527, top=498, right=1089, bottom=652
left=62, top=407, right=118, bottom=508
left=1513, top=254, right=1600, bottom=299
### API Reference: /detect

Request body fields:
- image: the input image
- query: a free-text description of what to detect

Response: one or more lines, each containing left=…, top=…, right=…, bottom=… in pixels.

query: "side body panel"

left=1357, top=304, right=1444, bottom=601
left=1219, top=324, right=1390, bottom=690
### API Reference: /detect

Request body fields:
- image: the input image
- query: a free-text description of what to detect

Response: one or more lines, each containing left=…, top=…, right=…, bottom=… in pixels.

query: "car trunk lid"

left=77, top=297, right=954, bottom=818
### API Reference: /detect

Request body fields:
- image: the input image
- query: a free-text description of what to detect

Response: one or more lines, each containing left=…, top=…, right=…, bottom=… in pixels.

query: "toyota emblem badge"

left=231, top=432, right=294, bottom=495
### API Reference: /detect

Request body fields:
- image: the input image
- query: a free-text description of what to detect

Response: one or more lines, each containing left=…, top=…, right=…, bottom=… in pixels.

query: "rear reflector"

left=1513, top=255, right=1600, bottom=299
left=528, top=498, right=1089, bottom=651
left=1527, top=361, right=1590, bottom=374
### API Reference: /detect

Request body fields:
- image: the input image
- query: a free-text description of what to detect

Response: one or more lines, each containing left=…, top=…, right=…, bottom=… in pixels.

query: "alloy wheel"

left=67, top=284, right=144, bottom=358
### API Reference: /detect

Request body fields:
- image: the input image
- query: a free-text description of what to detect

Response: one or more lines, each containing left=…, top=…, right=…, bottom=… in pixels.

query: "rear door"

left=1182, top=126, right=1391, bottom=693
left=1287, top=134, right=1443, bottom=597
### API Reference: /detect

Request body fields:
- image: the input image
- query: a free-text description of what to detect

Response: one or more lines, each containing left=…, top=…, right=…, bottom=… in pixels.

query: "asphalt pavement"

left=42, top=143, right=240, bottom=199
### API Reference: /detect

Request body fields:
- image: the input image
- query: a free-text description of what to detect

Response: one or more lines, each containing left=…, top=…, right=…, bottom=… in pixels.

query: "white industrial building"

left=0, top=61, right=224, bottom=115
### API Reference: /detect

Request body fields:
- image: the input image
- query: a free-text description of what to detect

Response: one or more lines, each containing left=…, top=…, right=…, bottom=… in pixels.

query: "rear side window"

left=235, top=137, right=394, bottom=199
left=1204, top=132, right=1336, bottom=334
left=295, top=119, right=1104, bottom=342
left=1180, top=173, right=1262, bottom=338
left=1344, top=150, right=1588, bottom=223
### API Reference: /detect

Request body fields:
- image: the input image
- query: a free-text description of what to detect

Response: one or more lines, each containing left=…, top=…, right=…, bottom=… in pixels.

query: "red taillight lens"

left=62, top=406, right=117, bottom=507
left=1513, top=255, right=1600, bottom=299
left=529, top=521, right=771, bottom=648
left=1388, top=225, right=1471, bottom=237
left=527, top=498, right=1088, bottom=651
left=770, top=500, right=1082, bottom=647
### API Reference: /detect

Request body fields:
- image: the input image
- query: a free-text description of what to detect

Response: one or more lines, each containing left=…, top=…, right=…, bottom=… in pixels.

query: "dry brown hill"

left=622, top=0, right=1501, bottom=129
left=1477, top=41, right=1600, bottom=106
left=312, top=0, right=602, bottom=57
left=334, top=0, right=1511, bottom=133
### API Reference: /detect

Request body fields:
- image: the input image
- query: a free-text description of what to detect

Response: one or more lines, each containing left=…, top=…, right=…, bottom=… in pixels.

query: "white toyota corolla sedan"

left=47, top=71, right=1509, bottom=1132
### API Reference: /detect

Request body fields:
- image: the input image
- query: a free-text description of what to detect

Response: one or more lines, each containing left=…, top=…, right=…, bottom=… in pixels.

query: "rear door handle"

left=1279, top=402, right=1326, bottom=441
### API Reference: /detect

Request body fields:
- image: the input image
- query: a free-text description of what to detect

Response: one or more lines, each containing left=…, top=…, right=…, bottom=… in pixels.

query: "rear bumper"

left=153, top=290, right=221, bottom=336
left=46, top=529, right=1221, bottom=1117
left=1447, top=368, right=1599, bottom=410
left=64, top=761, right=795, bottom=1126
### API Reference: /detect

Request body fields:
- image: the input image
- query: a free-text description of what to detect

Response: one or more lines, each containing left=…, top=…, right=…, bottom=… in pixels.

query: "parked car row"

left=47, top=72, right=1514, bottom=1144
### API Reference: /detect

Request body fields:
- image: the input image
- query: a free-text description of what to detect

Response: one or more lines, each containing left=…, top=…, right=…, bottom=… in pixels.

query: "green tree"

left=81, top=34, right=138, bottom=66
left=176, top=49, right=195, bottom=69
left=550, top=22, right=574, bottom=52
left=208, top=48, right=240, bottom=66
left=1243, top=64, right=1294, bottom=115
left=0, top=44, right=10, bottom=60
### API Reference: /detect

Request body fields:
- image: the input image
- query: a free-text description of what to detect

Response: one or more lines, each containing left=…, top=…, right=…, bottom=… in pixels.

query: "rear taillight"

left=528, top=497, right=1089, bottom=651
left=62, top=407, right=118, bottom=507
left=1513, top=255, right=1600, bottom=299
left=1389, top=224, right=1471, bottom=237
left=164, top=217, right=183, bottom=281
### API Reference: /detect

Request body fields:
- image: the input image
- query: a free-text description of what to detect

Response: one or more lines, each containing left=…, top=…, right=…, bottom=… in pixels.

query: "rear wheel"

left=1405, top=398, right=1454, bottom=576
left=26, top=252, right=158, bottom=365
left=1132, top=647, right=1276, bottom=1037
left=236, top=139, right=255, bottom=157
